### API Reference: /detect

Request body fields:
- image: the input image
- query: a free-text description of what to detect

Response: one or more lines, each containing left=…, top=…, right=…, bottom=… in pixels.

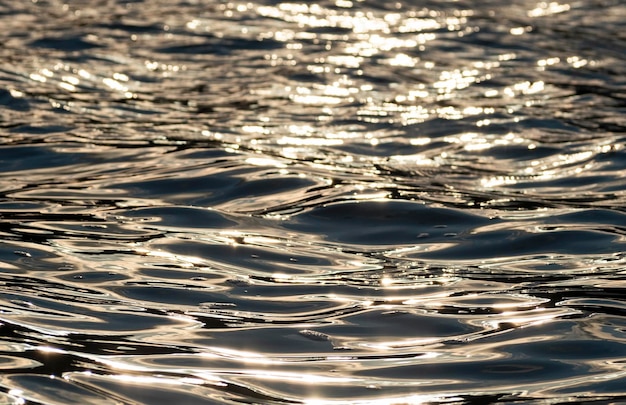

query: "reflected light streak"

left=9, top=88, right=24, bottom=98
left=136, top=247, right=205, bottom=267
left=399, top=17, right=440, bottom=32
left=59, top=82, right=76, bottom=92
left=481, top=176, right=522, bottom=188
left=278, top=136, right=344, bottom=146
left=234, top=369, right=356, bottom=384
left=244, top=157, right=288, bottom=167
left=304, top=393, right=460, bottom=405
left=291, top=94, right=344, bottom=105
left=87, top=356, right=224, bottom=385
left=37, top=346, right=67, bottom=354
left=62, top=75, right=80, bottom=85
left=109, top=374, right=225, bottom=387
left=390, top=154, right=436, bottom=166
left=492, top=309, right=562, bottom=328
left=327, top=55, right=363, bottom=68
left=434, top=69, right=479, bottom=92
left=29, top=73, right=47, bottom=83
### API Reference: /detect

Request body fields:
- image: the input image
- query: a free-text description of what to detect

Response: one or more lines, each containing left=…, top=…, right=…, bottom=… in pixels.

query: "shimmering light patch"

left=277, top=136, right=344, bottom=146
left=272, top=273, right=291, bottom=281
left=274, top=29, right=296, bottom=42
left=465, top=139, right=490, bottom=151
left=380, top=276, right=394, bottom=287
left=358, top=102, right=429, bottom=124
left=201, top=130, right=223, bottom=140
left=2, top=1, right=624, bottom=403
left=335, top=0, right=353, bottom=8
left=29, top=73, right=47, bottom=83
left=113, top=72, right=129, bottom=82
left=62, top=75, right=80, bottom=86
left=434, top=69, right=479, bottom=92
left=436, top=106, right=464, bottom=120
left=567, top=56, right=590, bottom=68
left=538, top=57, right=559, bottom=67
left=399, top=106, right=430, bottom=124
left=410, top=137, right=431, bottom=146
left=287, top=125, right=315, bottom=136
left=109, top=374, right=222, bottom=386
left=37, top=346, right=67, bottom=354
left=503, top=81, right=544, bottom=97
left=386, top=53, right=416, bottom=67
left=327, top=55, right=363, bottom=68
left=528, top=1, right=571, bottom=17
left=559, top=150, right=593, bottom=165
left=389, top=154, right=436, bottom=166
left=345, top=34, right=430, bottom=57
left=186, top=19, right=200, bottom=29
left=494, top=308, right=570, bottom=328
left=102, top=77, right=134, bottom=98
left=481, top=176, right=521, bottom=188
left=7, top=390, right=26, bottom=405
left=473, top=60, right=501, bottom=70
left=364, top=337, right=446, bottom=349
left=244, top=157, right=288, bottom=168
left=209, top=347, right=283, bottom=363
left=144, top=60, right=159, bottom=70
left=58, top=82, right=76, bottom=92
left=77, top=69, right=91, bottom=79
left=8, top=88, right=23, bottom=98
left=258, top=3, right=391, bottom=32
left=137, top=248, right=205, bottom=267
left=304, top=394, right=461, bottom=405
left=291, top=94, right=344, bottom=105
left=398, top=17, right=440, bottom=32
left=237, top=369, right=356, bottom=384
left=242, top=125, right=271, bottom=135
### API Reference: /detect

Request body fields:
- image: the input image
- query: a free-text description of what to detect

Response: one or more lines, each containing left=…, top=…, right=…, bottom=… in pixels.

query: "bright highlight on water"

left=0, top=0, right=625, bottom=403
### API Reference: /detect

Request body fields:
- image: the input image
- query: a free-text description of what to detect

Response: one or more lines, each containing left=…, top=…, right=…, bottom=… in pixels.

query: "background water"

left=0, top=0, right=625, bottom=404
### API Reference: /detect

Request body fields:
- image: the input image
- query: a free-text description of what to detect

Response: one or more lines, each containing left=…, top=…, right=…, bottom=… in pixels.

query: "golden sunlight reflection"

left=479, top=145, right=600, bottom=189
left=304, top=393, right=459, bottom=405
left=528, top=1, right=571, bottom=17
left=277, top=136, right=344, bottom=146
left=481, top=175, right=524, bottom=188
left=7, top=390, right=26, bottom=405
left=86, top=355, right=224, bottom=385
left=108, top=373, right=225, bottom=387
left=234, top=370, right=356, bottom=384
left=36, top=346, right=67, bottom=354
left=434, top=69, right=480, bottom=93
left=136, top=247, right=205, bottom=267
left=26, top=62, right=137, bottom=101
left=380, top=276, right=394, bottom=287
left=244, top=157, right=288, bottom=167
left=2, top=1, right=623, bottom=403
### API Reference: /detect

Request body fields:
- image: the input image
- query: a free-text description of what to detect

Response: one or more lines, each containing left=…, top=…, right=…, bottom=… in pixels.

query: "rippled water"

left=1, top=0, right=625, bottom=403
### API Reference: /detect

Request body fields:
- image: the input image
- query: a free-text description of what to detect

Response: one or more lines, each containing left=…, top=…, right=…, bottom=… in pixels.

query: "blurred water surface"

left=0, top=0, right=626, bottom=403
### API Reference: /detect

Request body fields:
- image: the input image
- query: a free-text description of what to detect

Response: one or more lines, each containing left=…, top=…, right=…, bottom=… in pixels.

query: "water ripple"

left=0, top=0, right=625, bottom=403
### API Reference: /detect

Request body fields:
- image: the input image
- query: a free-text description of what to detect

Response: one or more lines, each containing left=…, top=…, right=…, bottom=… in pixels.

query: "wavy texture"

left=0, top=0, right=625, bottom=403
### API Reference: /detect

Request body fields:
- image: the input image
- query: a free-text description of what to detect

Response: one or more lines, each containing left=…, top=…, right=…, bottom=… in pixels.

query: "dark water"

left=0, top=0, right=625, bottom=403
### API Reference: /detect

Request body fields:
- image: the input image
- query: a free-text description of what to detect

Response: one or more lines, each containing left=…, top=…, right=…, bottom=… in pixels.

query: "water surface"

left=0, top=0, right=626, bottom=403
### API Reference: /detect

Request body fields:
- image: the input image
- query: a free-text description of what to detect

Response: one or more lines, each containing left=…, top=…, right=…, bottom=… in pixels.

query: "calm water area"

left=0, top=0, right=625, bottom=403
